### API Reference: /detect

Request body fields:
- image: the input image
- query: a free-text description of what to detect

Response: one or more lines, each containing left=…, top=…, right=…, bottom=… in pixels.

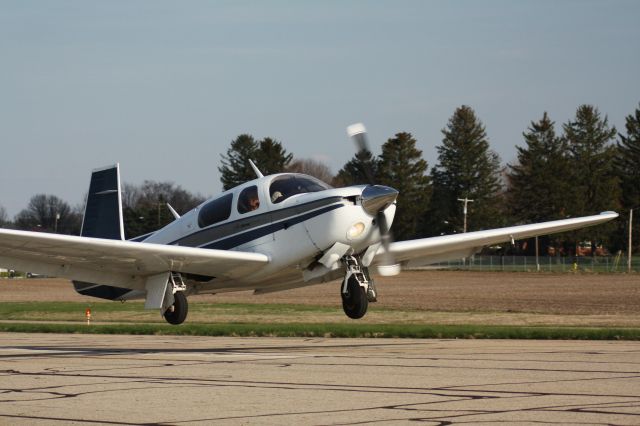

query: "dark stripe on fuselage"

left=171, top=196, right=345, bottom=248
left=129, top=231, right=155, bottom=242
left=203, top=203, right=343, bottom=250
left=73, top=198, right=345, bottom=302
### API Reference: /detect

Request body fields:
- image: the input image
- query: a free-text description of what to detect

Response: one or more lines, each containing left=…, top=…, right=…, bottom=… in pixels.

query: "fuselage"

left=136, top=173, right=396, bottom=294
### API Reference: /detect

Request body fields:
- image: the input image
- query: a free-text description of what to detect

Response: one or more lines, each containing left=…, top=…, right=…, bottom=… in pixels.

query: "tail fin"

left=80, top=164, right=124, bottom=240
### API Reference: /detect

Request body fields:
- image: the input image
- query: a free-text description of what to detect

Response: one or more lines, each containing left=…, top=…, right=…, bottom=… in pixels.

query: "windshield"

left=269, top=175, right=332, bottom=204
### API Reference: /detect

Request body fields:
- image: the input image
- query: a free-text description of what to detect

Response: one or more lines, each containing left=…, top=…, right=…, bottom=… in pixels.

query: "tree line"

left=1, top=102, right=638, bottom=255
left=218, top=103, right=640, bottom=255
left=0, top=182, right=205, bottom=240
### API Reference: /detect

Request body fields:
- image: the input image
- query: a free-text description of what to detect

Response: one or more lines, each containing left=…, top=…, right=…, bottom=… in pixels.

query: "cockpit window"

left=269, top=175, right=332, bottom=204
left=198, top=193, right=233, bottom=228
left=237, top=186, right=260, bottom=214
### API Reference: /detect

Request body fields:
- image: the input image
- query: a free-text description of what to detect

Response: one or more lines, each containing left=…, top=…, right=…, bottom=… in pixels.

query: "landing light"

left=347, top=222, right=366, bottom=240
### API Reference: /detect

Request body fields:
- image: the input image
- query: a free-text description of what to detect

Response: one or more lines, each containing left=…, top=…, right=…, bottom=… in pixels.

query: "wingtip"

left=600, top=211, right=619, bottom=218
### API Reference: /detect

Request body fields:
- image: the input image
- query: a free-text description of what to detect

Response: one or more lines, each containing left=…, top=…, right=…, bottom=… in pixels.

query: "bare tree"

left=122, top=181, right=206, bottom=238
left=285, top=158, right=334, bottom=185
left=121, top=183, right=142, bottom=210
left=14, top=194, right=82, bottom=235
left=0, top=205, right=9, bottom=227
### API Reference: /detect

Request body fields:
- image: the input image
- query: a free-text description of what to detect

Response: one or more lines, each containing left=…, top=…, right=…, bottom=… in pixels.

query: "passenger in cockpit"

left=248, top=193, right=260, bottom=211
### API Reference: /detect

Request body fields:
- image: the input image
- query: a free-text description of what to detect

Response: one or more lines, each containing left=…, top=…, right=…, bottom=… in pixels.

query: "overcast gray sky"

left=1, top=0, right=639, bottom=217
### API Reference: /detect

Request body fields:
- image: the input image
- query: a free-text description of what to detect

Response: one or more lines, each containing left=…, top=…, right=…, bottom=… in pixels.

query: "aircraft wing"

left=382, top=212, right=619, bottom=268
left=0, top=228, right=269, bottom=290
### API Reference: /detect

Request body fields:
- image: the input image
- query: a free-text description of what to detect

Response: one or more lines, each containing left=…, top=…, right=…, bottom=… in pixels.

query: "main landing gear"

left=341, top=256, right=377, bottom=319
left=163, top=272, right=188, bottom=325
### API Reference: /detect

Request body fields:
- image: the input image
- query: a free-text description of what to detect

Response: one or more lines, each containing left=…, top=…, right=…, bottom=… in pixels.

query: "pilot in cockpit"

left=248, top=193, right=260, bottom=211
left=239, top=186, right=260, bottom=213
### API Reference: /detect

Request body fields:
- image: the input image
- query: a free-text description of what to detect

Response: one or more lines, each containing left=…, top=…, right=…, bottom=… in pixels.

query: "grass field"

left=1, top=271, right=639, bottom=339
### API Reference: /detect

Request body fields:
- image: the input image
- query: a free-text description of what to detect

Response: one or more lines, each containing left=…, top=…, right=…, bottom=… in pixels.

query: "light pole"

left=54, top=213, right=60, bottom=233
left=457, top=197, right=474, bottom=233
left=535, top=235, right=540, bottom=272
left=457, top=197, right=474, bottom=266
left=629, top=209, right=634, bottom=273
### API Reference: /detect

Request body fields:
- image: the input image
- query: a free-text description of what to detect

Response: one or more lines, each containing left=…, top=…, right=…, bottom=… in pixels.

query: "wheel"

left=163, top=291, right=188, bottom=325
left=341, top=275, right=368, bottom=319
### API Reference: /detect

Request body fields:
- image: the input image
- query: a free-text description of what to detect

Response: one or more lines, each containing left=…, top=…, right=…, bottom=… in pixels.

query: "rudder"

left=80, top=164, right=124, bottom=240
left=74, top=164, right=127, bottom=299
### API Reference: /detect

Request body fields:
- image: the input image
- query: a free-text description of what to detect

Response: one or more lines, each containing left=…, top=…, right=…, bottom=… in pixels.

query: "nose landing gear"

left=341, top=256, right=377, bottom=319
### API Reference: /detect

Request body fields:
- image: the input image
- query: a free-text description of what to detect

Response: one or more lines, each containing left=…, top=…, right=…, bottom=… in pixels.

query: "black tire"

left=164, top=291, right=188, bottom=325
left=341, top=276, right=368, bottom=319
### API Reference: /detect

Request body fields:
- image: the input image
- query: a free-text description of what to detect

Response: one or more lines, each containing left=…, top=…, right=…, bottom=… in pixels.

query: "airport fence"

left=423, top=255, right=640, bottom=273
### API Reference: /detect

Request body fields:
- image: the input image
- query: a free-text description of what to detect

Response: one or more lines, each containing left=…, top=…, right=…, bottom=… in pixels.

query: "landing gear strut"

left=163, top=272, right=188, bottom=325
left=341, top=256, right=377, bottom=319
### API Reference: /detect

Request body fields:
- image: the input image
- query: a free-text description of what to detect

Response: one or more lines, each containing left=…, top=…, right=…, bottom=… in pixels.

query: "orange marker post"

left=85, top=308, right=92, bottom=325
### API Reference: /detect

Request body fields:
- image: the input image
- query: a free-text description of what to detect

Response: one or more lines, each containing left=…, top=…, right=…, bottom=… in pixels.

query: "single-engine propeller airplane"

left=0, top=124, right=618, bottom=325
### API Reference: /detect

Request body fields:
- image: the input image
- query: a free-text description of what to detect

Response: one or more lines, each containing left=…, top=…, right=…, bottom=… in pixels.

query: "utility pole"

left=457, top=197, right=474, bottom=233
left=457, top=197, right=474, bottom=267
left=629, top=209, right=634, bottom=273
left=535, top=235, right=540, bottom=272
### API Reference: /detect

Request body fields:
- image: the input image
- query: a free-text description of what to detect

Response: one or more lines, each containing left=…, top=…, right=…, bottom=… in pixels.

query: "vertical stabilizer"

left=80, top=164, right=124, bottom=240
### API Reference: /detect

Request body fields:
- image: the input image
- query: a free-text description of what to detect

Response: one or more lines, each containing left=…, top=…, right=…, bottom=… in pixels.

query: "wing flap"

left=384, top=212, right=618, bottom=267
left=0, top=228, right=269, bottom=288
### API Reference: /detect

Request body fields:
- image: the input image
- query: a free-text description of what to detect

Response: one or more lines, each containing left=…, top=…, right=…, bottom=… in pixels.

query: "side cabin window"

left=237, top=186, right=260, bottom=214
left=269, top=175, right=331, bottom=204
left=198, top=193, right=233, bottom=228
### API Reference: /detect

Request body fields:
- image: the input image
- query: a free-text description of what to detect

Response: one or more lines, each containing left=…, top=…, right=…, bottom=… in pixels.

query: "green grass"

left=2, top=302, right=639, bottom=340
left=1, top=322, right=639, bottom=340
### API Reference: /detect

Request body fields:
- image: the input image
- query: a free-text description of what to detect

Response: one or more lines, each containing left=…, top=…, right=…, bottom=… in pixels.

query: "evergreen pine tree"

left=563, top=105, right=619, bottom=214
left=615, top=103, right=640, bottom=253
left=255, top=137, right=293, bottom=175
left=218, top=134, right=259, bottom=190
left=507, top=112, right=572, bottom=222
left=563, top=105, right=619, bottom=248
left=427, top=105, right=503, bottom=236
left=377, top=132, right=431, bottom=240
left=616, top=103, right=640, bottom=211
left=333, top=149, right=378, bottom=187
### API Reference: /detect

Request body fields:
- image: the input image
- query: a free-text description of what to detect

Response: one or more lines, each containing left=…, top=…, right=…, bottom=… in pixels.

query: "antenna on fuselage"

left=166, top=203, right=181, bottom=220
left=248, top=159, right=264, bottom=178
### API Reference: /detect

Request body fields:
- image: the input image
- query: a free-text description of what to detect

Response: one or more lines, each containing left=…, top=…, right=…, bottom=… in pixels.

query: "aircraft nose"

left=361, top=185, right=399, bottom=215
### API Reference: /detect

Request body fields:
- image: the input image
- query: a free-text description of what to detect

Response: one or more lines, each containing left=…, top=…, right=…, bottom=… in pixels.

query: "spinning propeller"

left=347, top=123, right=401, bottom=276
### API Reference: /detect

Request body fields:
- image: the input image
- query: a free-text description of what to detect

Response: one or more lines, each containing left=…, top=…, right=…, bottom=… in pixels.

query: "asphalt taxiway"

left=1, top=333, right=640, bottom=424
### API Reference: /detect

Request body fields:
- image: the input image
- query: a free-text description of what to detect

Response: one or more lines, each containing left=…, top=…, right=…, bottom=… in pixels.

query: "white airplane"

left=0, top=124, right=618, bottom=325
